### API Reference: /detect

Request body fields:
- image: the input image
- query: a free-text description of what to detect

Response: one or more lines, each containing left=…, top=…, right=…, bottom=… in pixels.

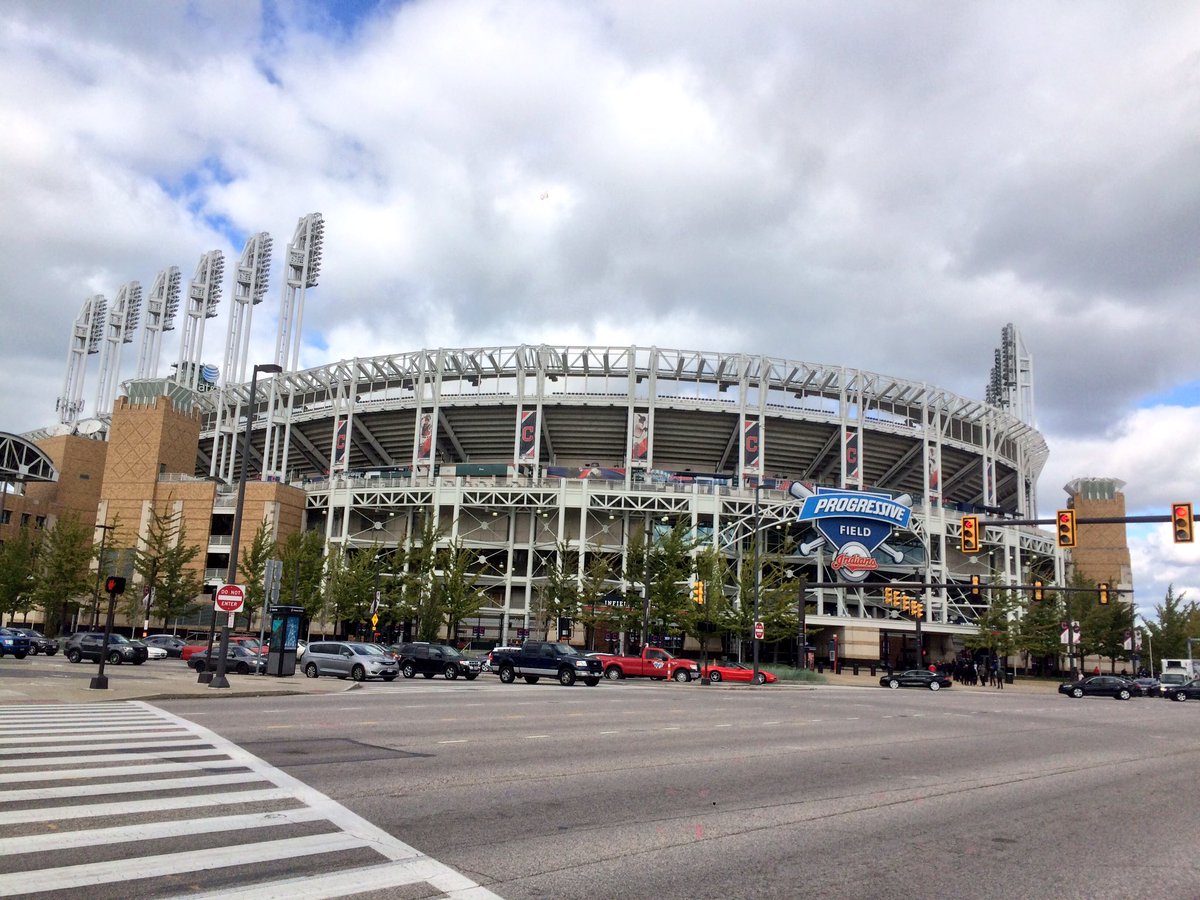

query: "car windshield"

left=354, top=644, right=386, bottom=656
left=440, top=646, right=464, bottom=658
left=551, top=643, right=581, bottom=657
left=107, top=634, right=130, bottom=644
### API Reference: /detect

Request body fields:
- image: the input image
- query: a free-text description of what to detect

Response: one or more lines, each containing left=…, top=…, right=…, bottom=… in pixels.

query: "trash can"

left=266, top=605, right=306, bottom=677
left=1005, top=668, right=1015, bottom=685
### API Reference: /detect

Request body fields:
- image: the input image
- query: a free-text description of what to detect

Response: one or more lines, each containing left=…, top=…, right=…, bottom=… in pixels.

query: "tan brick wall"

left=1069, top=494, right=1132, bottom=587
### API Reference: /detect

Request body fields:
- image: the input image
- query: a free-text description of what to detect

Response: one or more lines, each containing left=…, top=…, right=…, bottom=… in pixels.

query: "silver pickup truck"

left=492, top=641, right=603, bottom=686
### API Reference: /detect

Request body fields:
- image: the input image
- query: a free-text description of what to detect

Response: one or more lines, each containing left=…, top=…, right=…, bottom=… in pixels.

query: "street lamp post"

left=210, top=362, right=282, bottom=689
left=752, top=484, right=765, bottom=684
left=89, top=522, right=116, bottom=630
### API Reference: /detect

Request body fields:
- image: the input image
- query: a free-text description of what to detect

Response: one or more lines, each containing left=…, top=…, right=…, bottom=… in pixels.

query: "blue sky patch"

left=1139, top=379, right=1200, bottom=409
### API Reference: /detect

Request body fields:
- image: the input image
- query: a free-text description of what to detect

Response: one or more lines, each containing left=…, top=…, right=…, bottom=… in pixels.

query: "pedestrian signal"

left=960, top=515, right=980, bottom=553
left=1098, top=582, right=1110, bottom=605
left=104, top=575, right=126, bottom=595
left=1173, top=502, right=1193, bottom=543
left=970, top=574, right=981, bottom=600
left=1056, top=509, right=1077, bottom=548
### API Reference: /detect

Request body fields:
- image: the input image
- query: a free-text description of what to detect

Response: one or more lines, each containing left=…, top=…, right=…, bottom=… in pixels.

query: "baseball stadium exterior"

left=179, top=343, right=1053, bottom=667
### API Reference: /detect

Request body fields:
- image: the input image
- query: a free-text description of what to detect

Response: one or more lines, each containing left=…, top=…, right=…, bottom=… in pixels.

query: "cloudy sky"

left=2, top=0, right=1198, bottom=617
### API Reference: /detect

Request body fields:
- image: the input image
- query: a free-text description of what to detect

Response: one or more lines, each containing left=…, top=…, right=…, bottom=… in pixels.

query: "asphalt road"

left=148, top=679, right=1200, bottom=899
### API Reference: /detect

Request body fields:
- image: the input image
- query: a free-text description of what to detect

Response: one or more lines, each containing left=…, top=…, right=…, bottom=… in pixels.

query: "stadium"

left=190, top=339, right=1050, bottom=667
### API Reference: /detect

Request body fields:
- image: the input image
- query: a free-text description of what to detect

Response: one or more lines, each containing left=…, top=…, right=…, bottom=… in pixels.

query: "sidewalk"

left=0, top=664, right=357, bottom=705
left=810, top=666, right=1057, bottom=693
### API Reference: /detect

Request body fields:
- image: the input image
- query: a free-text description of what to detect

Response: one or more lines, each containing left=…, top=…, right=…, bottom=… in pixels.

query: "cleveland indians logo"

left=790, top=484, right=912, bottom=583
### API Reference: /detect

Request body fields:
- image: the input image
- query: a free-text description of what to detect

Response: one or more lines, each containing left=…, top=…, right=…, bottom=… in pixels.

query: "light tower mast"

left=262, top=213, right=323, bottom=479
left=57, top=295, right=106, bottom=427
left=175, top=251, right=224, bottom=391
left=210, top=232, right=273, bottom=482
left=135, top=266, right=182, bottom=379
left=93, top=281, right=142, bottom=417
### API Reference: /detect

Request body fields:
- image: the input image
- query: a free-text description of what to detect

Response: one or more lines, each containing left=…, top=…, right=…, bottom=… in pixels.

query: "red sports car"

left=700, top=662, right=777, bottom=684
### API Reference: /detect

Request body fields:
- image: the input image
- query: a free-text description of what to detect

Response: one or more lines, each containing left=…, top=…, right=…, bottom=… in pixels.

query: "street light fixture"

left=752, top=484, right=766, bottom=684
left=209, top=362, right=282, bottom=689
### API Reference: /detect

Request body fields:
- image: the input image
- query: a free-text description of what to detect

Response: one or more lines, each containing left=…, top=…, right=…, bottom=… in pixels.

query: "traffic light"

left=884, top=587, right=895, bottom=606
left=970, top=574, right=981, bottom=600
left=902, top=596, right=911, bottom=613
left=104, top=575, right=126, bottom=595
left=913, top=601, right=924, bottom=618
left=1033, top=578, right=1044, bottom=602
left=1173, top=502, right=1194, bottom=543
left=1098, top=582, right=1110, bottom=605
left=1056, top=509, right=1077, bottom=548
left=960, top=515, right=980, bottom=554
left=691, top=581, right=705, bottom=604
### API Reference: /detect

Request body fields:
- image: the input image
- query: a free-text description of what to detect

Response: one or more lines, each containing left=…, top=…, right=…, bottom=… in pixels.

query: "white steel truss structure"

left=209, top=232, right=273, bottom=483
left=175, top=251, right=224, bottom=392
left=262, top=212, right=324, bottom=479
left=135, top=266, right=182, bottom=379
left=93, top=282, right=142, bottom=418
left=56, top=295, right=106, bottom=427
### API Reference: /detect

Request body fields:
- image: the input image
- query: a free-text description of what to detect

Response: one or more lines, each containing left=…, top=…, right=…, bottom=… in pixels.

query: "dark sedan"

left=189, top=645, right=265, bottom=675
left=1164, top=679, right=1200, bottom=702
left=143, top=634, right=188, bottom=658
left=880, top=669, right=952, bottom=691
left=1058, top=675, right=1137, bottom=700
left=1132, top=677, right=1160, bottom=697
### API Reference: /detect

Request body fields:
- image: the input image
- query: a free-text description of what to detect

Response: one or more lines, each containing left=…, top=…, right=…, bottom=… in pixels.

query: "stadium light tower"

left=210, top=232, right=273, bottom=483
left=175, top=250, right=224, bottom=392
left=57, top=295, right=106, bottom=427
left=93, top=281, right=142, bottom=417
left=135, top=266, right=182, bottom=379
left=262, top=213, right=323, bottom=479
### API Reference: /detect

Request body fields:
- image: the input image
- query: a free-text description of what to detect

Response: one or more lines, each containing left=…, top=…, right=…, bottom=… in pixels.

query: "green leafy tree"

left=576, top=555, right=616, bottom=650
left=436, top=539, right=488, bottom=643
left=966, top=589, right=1020, bottom=662
left=0, top=526, right=40, bottom=623
left=30, top=514, right=94, bottom=635
left=236, top=520, right=276, bottom=631
left=1014, top=590, right=1064, bottom=674
left=1143, top=585, right=1198, bottom=661
left=401, top=514, right=443, bottom=641
left=324, top=544, right=381, bottom=636
left=644, top=522, right=695, bottom=644
left=536, top=541, right=580, bottom=637
left=131, top=504, right=202, bottom=631
left=280, top=529, right=327, bottom=625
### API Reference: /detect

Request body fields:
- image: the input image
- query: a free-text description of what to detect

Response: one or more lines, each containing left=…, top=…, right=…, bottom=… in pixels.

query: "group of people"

left=940, top=659, right=1005, bottom=689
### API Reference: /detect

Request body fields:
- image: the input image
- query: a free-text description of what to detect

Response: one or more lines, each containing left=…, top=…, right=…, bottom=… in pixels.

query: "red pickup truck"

left=602, top=646, right=700, bottom=683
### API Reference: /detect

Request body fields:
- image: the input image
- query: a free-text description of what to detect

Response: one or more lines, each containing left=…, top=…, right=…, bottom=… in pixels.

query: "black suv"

left=12, top=628, right=57, bottom=656
left=394, top=642, right=483, bottom=680
left=64, top=632, right=149, bottom=666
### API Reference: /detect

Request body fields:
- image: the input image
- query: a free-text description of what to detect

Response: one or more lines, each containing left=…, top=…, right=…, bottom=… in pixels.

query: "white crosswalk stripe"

left=0, top=701, right=501, bottom=899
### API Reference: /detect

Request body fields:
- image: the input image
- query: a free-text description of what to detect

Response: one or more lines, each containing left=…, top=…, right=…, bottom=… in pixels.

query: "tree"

left=644, top=522, right=695, bottom=644
left=131, top=504, right=202, bottom=631
left=1014, top=590, right=1064, bottom=674
left=280, top=529, right=327, bottom=626
left=324, top=545, right=381, bottom=637
left=435, top=539, right=488, bottom=643
left=966, top=589, right=1019, bottom=663
left=575, top=554, right=616, bottom=650
left=0, top=526, right=40, bottom=623
left=29, top=513, right=94, bottom=635
left=1143, top=585, right=1198, bottom=661
left=400, top=513, right=443, bottom=641
left=237, top=520, right=276, bottom=631
left=535, top=541, right=580, bottom=638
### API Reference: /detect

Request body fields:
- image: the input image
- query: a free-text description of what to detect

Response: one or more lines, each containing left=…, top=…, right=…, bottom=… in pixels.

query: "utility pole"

left=89, top=522, right=116, bottom=630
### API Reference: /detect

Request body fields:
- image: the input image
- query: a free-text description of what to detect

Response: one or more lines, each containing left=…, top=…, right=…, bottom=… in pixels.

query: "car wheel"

left=444, top=665, right=458, bottom=680
left=888, top=679, right=900, bottom=689
left=304, top=662, right=319, bottom=678
left=233, top=662, right=249, bottom=675
left=605, top=666, right=623, bottom=680
left=108, top=651, right=122, bottom=665
left=524, top=675, right=540, bottom=684
left=401, top=662, right=416, bottom=679
left=708, top=670, right=722, bottom=683
left=673, top=669, right=691, bottom=683
left=14, top=652, right=27, bottom=660
left=132, top=659, right=144, bottom=666
left=1174, top=691, right=1187, bottom=702
left=559, top=667, right=577, bottom=686
left=66, top=648, right=82, bottom=664
left=753, top=673, right=767, bottom=685
left=351, top=665, right=367, bottom=682
left=1070, top=687, right=1084, bottom=698
left=382, top=675, right=397, bottom=682
left=929, top=681, right=941, bottom=691
left=44, top=647, right=57, bottom=656
left=1117, top=689, right=1131, bottom=700
left=498, top=665, right=516, bottom=684
left=584, top=677, right=600, bottom=686
left=422, top=672, right=435, bottom=679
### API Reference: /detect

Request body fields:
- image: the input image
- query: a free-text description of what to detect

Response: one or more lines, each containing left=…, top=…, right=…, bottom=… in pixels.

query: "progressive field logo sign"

left=791, top=485, right=912, bottom=583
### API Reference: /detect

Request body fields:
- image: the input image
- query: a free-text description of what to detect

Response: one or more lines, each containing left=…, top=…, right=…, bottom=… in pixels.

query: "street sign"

left=753, top=621, right=765, bottom=640
left=214, top=583, right=246, bottom=613
left=371, top=613, right=379, bottom=628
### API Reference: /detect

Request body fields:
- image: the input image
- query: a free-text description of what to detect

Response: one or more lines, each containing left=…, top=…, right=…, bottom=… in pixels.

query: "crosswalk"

left=0, top=701, right=501, bottom=899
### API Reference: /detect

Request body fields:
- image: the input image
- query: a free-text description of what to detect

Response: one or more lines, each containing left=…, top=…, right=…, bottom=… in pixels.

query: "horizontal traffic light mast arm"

left=978, top=514, right=1180, bottom=527
left=808, top=581, right=1129, bottom=593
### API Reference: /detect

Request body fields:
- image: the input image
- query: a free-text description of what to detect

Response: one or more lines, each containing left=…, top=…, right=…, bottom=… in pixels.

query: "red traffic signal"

left=1056, top=509, right=1077, bottom=548
left=1173, top=502, right=1193, bottom=543
left=961, top=515, right=980, bottom=554
left=104, top=575, right=127, bottom=595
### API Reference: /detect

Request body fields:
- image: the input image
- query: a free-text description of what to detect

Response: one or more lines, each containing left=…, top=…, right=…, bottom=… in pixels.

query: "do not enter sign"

left=753, top=621, right=765, bottom=641
left=214, top=583, right=246, bottom=613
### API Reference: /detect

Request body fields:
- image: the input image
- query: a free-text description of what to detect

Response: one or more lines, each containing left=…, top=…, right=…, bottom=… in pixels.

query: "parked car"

left=303, top=641, right=400, bottom=682
left=700, top=661, right=777, bottom=684
left=880, top=669, right=952, bottom=691
left=180, top=642, right=211, bottom=661
left=0, top=628, right=32, bottom=659
left=142, top=634, right=187, bottom=658
left=1164, top=679, right=1200, bottom=702
left=485, top=646, right=522, bottom=672
left=491, top=642, right=604, bottom=686
left=1058, top=675, right=1137, bottom=700
left=11, top=628, right=56, bottom=656
left=1132, top=677, right=1160, bottom=697
left=144, top=645, right=168, bottom=660
left=229, top=635, right=266, bottom=655
left=394, top=642, right=483, bottom=680
left=189, top=644, right=265, bottom=675
left=64, top=632, right=148, bottom=666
